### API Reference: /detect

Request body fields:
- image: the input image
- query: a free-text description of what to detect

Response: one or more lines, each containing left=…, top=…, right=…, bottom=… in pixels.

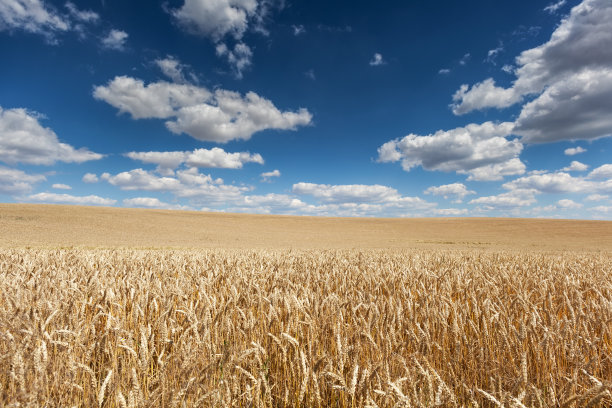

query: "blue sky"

left=1, top=0, right=612, bottom=218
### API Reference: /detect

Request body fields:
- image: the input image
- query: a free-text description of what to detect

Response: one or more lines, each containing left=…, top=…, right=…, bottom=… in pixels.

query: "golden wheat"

left=0, top=248, right=611, bottom=407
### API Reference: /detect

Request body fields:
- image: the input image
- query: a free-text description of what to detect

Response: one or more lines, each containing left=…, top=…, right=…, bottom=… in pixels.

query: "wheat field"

left=1, top=248, right=611, bottom=407
left=1, top=205, right=612, bottom=407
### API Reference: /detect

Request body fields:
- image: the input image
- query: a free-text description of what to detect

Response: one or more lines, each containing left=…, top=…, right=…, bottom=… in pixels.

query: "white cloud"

left=369, top=53, right=385, bottom=66
left=101, top=29, right=128, bottom=50
left=100, top=167, right=436, bottom=217
left=260, top=169, right=280, bottom=182
left=585, top=194, right=608, bottom=202
left=229, top=193, right=307, bottom=214
left=565, top=146, right=586, bottom=156
left=590, top=205, right=612, bottom=214
left=438, top=68, right=450, bottom=75
left=544, top=0, right=567, bottom=13
left=557, top=198, right=582, bottom=209
left=451, top=79, right=521, bottom=115
left=459, top=53, right=471, bottom=66
left=172, top=0, right=260, bottom=40
left=52, top=183, right=71, bottom=190
left=292, top=24, right=304, bottom=35
left=469, top=189, right=537, bottom=209
left=562, top=160, right=589, bottom=172
left=184, top=148, right=263, bottom=168
left=171, top=0, right=282, bottom=78
left=155, top=56, right=194, bottom=84
left=123, top=197, right=192, bottom=210
left=290, top=182, right=435, bottom=217
left=486, top=44, right=504, bottom=65
left=588, top=164, right=612, bottom=180
left=293, top=182, right=401, bottom=204
left=82, top=173, right=99, bottom=183
left=26, top=192, right=116, bottom=205
left=424, top=183, right=475, bottom=203
left=0, top=0, right=69, bottom=39
left=0, top=166, right=45, bottom=195
left=0, top=106, right=103, bottom=165
left=93, top=76, right=211, bottom=119
left=434, top=208, right=468, bottom=216
left=465, top=158, right=526, bottom=181
left=64, top=2, right=98, bottom=23
left=216, top=42, right=252, bottom=78
left=94, top=75, right=312, bottom=143
left=102, top=167, right=249, bottom=205
left=514, top=68, right=612, bottom=143
left=451, top=0, right=612, bottom=144
left=125, top=151, right=186, bottom=172
left=125, top=147, right=263, bottom=172
left=503, top=172, right=597, bottom=194
left=103, top=168, right=182, bottom=191
left=377, top=121, right=524, bottom=181
left=185, top=147, right=264, bottom=169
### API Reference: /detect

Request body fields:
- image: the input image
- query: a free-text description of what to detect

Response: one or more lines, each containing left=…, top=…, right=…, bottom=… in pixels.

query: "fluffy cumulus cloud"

left=51, top=183, right=71, bottom=190
left=293, top=182, right=402, bottom=204
left=0, top=0, right=69, bottom=38
left=434, top=208, right=469, bottom=216
left=123, top=197, right=192, bottom=210
left=503, top=172, right=596, bottom=194
left=0, top=166, right=45, bottom=195
left=291, top=182, right=435, bottom=216
left=590, top=205, right=612, bottom=214
left=260, top=169, right=280, bottom=182
left=451, top=79, right=521, bottom=115
left=500, top=164, right=612, bottom=196
left=469, top=189, right=537, bottom=209
left=216, top=42, right=252, bottom=78
left=101, top=29, right=128, bottom=50
left=565, top=146, right=586, bottom=156
left=585, top=194, right=608, bottom=202
left=90, top=169, right=440, bottom=216
left=155, top=56, right=193, bottom=84
left=588, top=164, right=612, bottom=180
left=451, top=0, right=612, bottom=143
left=172, top=0, right=259, bottom=40
left=0, top=0, right=101, bottom=42
left=172, top=0, right=282, bottom=77
left=227, top=193, right=308, bottom=214
left=93, top=76, right=312, bottom=143
left=25, top=192, right=116, bottom=205
left=100, top=167, right=249, bottom=206
left=514, top=68, right=612, bottom=143
left=424, top=183, right=475, bottom=203
left=377, top=121, right=524, bottom=181
left=557, top=198, right=582, bottom=209
left=0, top=106, right=103, bottom=165
left=562, top=161, right=589, bottom=172
left=82, top=173, right=99, bottom=183
left=126, top=147, right=264, bottom=173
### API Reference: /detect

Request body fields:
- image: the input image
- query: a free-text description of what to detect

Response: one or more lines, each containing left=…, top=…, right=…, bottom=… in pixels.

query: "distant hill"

left=1, top=203, right=611, bottom=251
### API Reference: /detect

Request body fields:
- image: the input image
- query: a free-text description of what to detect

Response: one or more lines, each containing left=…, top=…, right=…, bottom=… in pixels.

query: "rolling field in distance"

left=1, top=204, right=611, bottom=406
left=2, top=203, right=612, bottom=251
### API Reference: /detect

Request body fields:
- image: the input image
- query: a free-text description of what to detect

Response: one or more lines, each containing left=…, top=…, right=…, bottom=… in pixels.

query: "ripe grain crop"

left=0, top=248, right=611, bottom=407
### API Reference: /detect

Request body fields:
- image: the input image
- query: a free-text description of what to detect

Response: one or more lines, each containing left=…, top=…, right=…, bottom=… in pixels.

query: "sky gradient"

left=1, top=0, right=612, bottom=218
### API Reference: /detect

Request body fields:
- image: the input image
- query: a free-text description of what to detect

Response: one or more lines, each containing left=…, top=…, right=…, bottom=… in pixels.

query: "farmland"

left=0, top=204, right=611, bottom=406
